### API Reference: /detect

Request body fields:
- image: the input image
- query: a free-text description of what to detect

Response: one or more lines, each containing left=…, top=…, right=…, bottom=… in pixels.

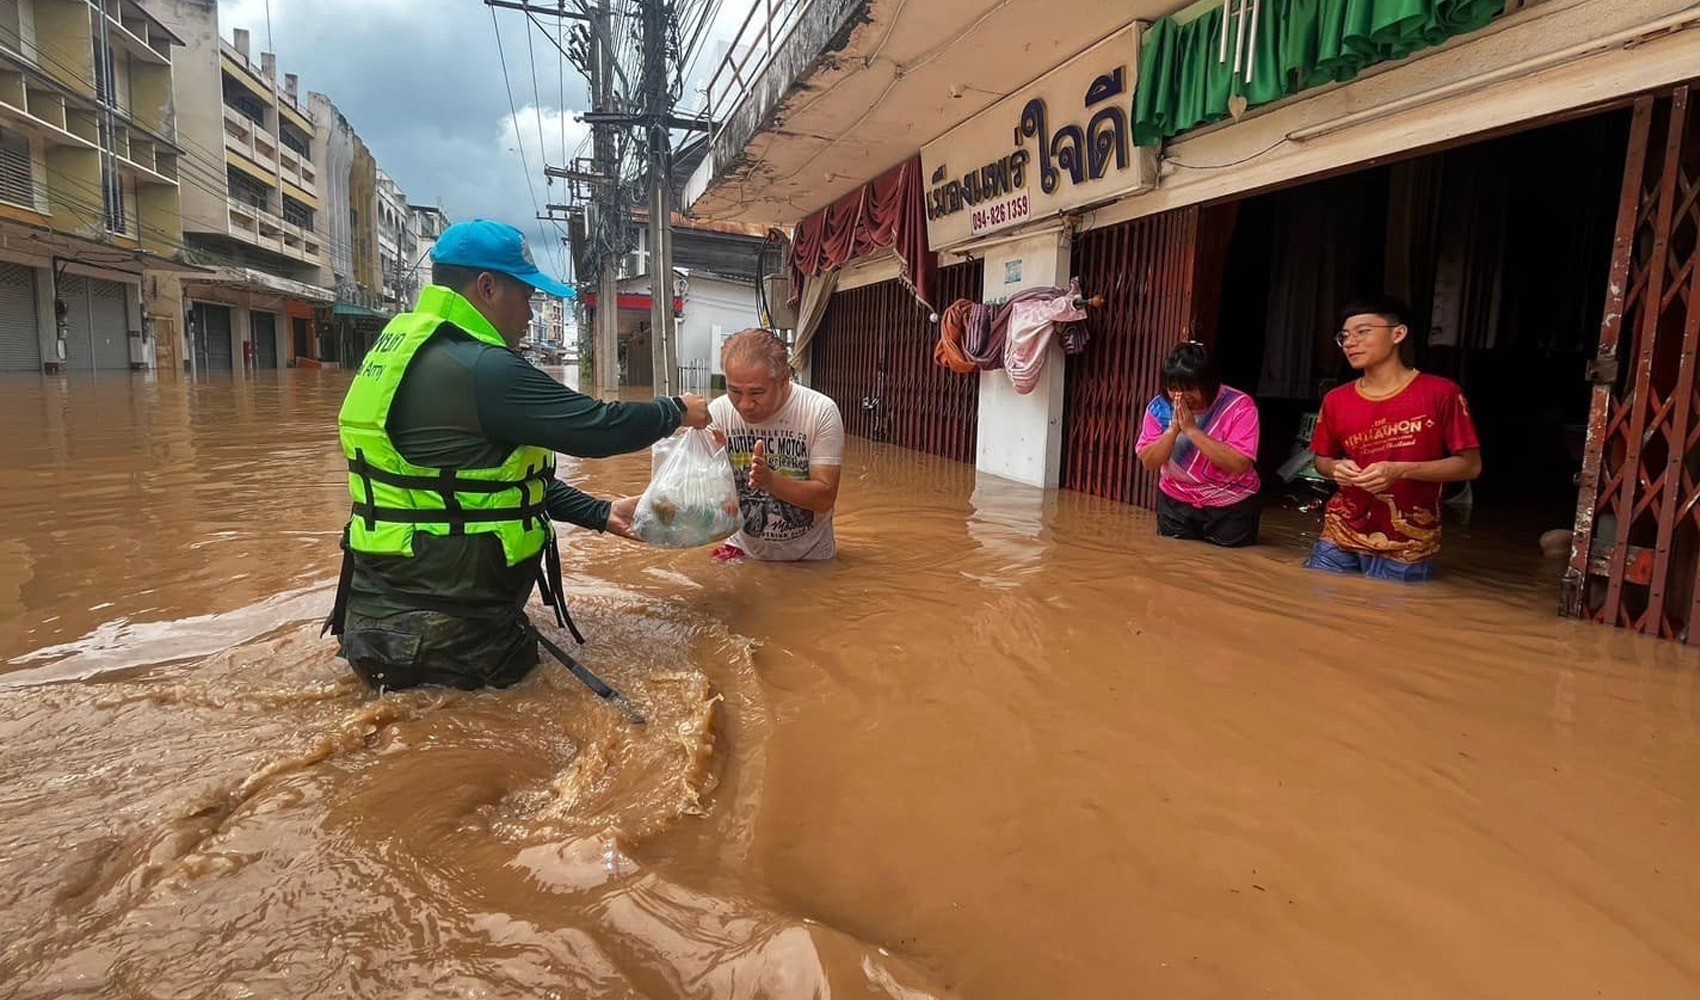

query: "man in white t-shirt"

left=708, top=328, right=844, bottom=562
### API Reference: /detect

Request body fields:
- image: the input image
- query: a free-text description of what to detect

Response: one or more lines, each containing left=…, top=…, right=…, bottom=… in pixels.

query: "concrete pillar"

left=124, top=281, right=149, bottom=369
left=33, top=263, right=58, bottom=371
left=232, top=302, right=251, bottom=380
left=973, top=229, right=1072, bottom=489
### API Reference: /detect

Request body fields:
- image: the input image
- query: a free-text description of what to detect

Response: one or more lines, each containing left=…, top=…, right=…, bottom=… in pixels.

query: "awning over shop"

left=185, top=266, right=335, bottom=303
left=332, top=303, right=390, bottom=318
left=0, top=218, right=212, bottom=275
left=1134, top=0, right=1506, bottom=147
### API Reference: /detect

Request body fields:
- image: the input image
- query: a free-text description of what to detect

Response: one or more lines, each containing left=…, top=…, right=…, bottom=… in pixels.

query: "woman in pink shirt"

left=1135, top=342, right=1262, bottom=547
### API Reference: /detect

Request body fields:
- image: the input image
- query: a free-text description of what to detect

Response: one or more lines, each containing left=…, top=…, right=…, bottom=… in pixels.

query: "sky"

left=215, top=0, right=750, bottom=284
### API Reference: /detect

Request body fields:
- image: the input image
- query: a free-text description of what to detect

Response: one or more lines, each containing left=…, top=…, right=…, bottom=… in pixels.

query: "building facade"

left=407, top=202, right=445, bottom=305
left=686, top=0, right=1700, bottom=643
left=0, top=0, right=191, bottom=376
left=526, top=291, right=569, bottom=361
left=309, top=90, right=383, bottom=364
left=577, top=204, right=766, bottom=390
left=148, top=0, right=332, bottom=376
left=375, top=168, right=413, bottom=312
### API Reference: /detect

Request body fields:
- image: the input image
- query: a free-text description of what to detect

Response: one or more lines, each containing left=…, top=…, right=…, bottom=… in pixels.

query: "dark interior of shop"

left=1208, top=108, right=1634, bottom=545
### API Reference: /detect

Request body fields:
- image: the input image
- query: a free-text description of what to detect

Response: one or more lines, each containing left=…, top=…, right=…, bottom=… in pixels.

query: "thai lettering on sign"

left=919, top=23, right=1156, bottom=250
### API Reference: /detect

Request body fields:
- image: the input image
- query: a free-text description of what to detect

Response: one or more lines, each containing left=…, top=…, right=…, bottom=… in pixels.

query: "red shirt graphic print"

left=1308, top=373, right=1480, bottom=564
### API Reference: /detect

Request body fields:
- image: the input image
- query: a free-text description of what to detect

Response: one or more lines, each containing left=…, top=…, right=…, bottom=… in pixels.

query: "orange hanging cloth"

left=933, top=299, right=978, bottom=375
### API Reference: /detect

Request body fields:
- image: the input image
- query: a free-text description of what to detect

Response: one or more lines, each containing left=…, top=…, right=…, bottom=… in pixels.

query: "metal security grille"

left=0, top=262, right=37, bottom=371
left=59, top=275, right=130, bottom=371
left=1062, top=207, right=1203, bottom=508
left=1566, top=86, right=1700, bottom=642
left=252, top=311, right=278, bottom=368
left=810, top=262, right=982, bottom=464
left=193, top=302, right=233, bottom=372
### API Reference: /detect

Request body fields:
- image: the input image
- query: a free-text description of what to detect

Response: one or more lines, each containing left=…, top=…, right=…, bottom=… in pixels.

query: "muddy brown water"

left=2, top=369, right=1699, bottom=999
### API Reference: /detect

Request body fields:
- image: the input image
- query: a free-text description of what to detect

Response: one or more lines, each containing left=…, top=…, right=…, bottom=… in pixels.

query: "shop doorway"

left=1207, top=107, right=1633, bottom=554
left=252, top=312, right=278, bottom=369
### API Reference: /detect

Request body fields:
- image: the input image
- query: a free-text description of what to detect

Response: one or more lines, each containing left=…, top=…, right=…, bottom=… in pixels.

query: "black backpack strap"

left=321, top=524, right=356, bottom=638
left=535, top=532, right=586, bottom=644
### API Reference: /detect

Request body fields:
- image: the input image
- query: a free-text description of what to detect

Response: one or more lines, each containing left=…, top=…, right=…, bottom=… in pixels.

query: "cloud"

left=210, top=0, right=752, bottom=281
left=216, top=0, right=591, bottom=278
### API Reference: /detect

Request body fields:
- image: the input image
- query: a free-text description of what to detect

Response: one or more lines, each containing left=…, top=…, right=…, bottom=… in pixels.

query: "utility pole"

left=501, top=0, right=709, bottom=395
left=641, top=0, right=677, bottom=396
left=592, top=0, right=621, bottom=394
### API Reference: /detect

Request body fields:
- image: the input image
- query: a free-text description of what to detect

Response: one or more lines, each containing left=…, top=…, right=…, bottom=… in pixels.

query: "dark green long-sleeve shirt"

left=346, top=327, right=681, bottom=618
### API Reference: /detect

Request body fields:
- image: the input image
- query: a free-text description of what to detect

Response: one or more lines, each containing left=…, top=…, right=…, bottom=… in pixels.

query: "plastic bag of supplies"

left=631, top=428, right=742, bottom=548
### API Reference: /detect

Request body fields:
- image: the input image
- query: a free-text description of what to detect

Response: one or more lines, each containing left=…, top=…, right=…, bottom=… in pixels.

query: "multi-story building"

left=309, top=89, right=381, bottom=365
left=375, top=168, right=412, bottom=312
left=407, top=202, right=445, bottom=305
left=150, top=0, right=331, bottom=375
left=528, top=292, right=566, bottom=355
left=0, top=0, right=191, bottom=375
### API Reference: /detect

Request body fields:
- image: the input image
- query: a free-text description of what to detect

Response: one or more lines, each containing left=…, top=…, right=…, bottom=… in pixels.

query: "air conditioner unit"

left=763, top=271, right=797, bottom=330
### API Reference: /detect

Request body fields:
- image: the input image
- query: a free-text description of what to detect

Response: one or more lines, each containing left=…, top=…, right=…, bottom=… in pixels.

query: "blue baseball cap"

left=431, top=219, right=576, bottom=299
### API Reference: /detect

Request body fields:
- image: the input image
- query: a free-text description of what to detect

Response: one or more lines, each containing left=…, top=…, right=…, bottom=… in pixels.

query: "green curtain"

left=1134, top=0, right=1505, bottom=148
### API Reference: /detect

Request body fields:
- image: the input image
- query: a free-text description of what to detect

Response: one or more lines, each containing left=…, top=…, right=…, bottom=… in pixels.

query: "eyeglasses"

left=1335, top=324, right=1401, bottom=346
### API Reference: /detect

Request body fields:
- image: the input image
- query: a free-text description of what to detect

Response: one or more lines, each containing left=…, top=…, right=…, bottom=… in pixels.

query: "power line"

left=490, top=5, right=566, bottom=279
left=520, top=9, right=573, bottom=266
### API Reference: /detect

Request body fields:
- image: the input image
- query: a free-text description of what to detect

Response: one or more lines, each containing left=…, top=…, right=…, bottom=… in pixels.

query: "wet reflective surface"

left=2, top=370, right=1699, bottom=998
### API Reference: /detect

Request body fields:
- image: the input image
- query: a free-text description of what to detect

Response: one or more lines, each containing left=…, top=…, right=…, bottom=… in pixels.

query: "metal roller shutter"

left=252, top=311, right=277, bottom=368
left=61, top=275, right=132, bottom=371
left=88, top=278, right=129, bottom=369
left=0, top=262, right=39, bottom=372
left=194, top=303, right=233, bottom=372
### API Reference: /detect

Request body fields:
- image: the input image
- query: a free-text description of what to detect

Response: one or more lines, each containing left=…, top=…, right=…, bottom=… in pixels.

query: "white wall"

left=681, top=275, right=761, bottom=374
left=973, top=229, right=1070, bottom=489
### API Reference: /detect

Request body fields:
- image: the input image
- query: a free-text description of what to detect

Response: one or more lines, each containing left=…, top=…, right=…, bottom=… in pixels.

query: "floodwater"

left=2, top=369, right=1699, bottom=1000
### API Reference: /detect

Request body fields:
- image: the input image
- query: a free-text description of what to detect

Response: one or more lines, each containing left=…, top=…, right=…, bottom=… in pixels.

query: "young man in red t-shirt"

left=1305, top=296, right=1483, bottom=582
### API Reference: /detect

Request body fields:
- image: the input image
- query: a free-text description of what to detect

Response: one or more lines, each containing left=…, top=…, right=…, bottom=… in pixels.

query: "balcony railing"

left=700, top=0, right=812, bottom=144
left=223, top=103, right=278, bottom=172
left=279, top=144, right=317, bottom=195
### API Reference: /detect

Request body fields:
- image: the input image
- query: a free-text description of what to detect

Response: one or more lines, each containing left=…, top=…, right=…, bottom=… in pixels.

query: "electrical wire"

left=490, top=6, right=566, bottom=279
left=521, top=9, right=573, bottom=261
left=0, top=24, right=376, bottom=269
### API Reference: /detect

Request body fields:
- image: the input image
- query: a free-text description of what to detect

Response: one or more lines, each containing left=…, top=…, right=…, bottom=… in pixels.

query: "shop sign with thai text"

left=920, top=23, right=1156, bottom=249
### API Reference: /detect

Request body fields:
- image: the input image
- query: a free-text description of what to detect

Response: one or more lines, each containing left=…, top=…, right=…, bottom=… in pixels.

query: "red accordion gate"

left=1062, top=205, right=1230, bottom=508
left=1566, top=85, right=1700, bottom=642
left=809, top=263, right=983, bottom=464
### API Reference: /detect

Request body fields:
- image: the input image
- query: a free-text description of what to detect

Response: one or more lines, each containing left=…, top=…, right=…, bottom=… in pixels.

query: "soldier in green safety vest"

left=326, top=220, right=709, bottom=697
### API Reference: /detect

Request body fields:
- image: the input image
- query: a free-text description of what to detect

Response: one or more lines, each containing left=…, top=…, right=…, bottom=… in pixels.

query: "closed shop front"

left=0, top=262, right=39, bottom=372
left=812, top=262, right=983, bottom=464
left=60, top=274, right=131, bottom=372
left=1062, top=206, right=1231, bottom=509
left=292, top=316, right=311, bottom=360
left=192, top=303, right=233, bottom=372
left=252, top=311, right=278, bottom=369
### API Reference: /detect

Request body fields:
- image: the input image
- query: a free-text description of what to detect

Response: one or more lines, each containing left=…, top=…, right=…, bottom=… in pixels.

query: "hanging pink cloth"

left=1004, top=282, right=1089, bottom=395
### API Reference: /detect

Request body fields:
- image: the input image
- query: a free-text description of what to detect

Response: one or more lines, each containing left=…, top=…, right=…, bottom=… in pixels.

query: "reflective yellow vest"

left=337, top=285, right=551, bottom=567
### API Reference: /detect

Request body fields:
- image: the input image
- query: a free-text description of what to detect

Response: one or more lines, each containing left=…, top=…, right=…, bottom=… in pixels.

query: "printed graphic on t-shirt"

left=726, top=427, right=815, bottom=543
left=1339, top=414, right=1439, bottom=457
